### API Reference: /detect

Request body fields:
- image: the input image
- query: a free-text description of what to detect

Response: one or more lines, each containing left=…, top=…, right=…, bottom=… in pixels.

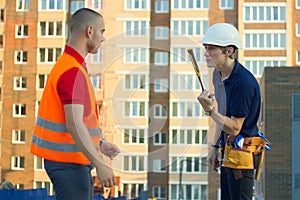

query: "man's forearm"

left=210, top=108, right=244, bottom=136
left=64, top=104, right=104, bottom=166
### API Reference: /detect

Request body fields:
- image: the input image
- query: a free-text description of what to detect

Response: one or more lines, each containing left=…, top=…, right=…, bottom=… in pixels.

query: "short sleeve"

left=57, top=68, right=88, bottom=105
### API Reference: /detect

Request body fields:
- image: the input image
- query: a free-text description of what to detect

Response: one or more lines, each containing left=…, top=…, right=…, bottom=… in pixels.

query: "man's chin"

left=206, top=63, right=215, bottom=68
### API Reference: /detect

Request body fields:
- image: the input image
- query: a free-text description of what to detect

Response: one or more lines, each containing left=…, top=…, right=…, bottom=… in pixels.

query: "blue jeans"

left=44, top=159, right=94, bottom=200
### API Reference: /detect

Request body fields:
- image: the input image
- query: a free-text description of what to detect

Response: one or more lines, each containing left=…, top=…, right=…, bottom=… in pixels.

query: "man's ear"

left=86, top=26, right=93, bottom=38
left=227, top=46, right=235, bottom=56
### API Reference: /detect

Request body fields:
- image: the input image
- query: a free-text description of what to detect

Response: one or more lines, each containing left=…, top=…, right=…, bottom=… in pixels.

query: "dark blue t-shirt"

left=213, top=59, right=261, bottom=137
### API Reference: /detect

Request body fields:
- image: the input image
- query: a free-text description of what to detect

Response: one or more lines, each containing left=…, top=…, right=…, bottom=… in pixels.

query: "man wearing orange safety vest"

left=30, top=8, right=120, bottom=200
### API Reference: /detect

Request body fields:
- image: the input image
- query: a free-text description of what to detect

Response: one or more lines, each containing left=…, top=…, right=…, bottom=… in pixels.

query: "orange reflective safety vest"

left=30, top=52, right=101, bottom=165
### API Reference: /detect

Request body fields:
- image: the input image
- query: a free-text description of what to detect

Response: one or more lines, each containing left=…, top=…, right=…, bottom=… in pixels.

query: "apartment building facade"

left=0, top=0, right=299, bottom=200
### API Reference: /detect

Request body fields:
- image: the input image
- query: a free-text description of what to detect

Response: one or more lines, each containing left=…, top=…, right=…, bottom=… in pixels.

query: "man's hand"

left=197, top=89, right=215, bottom=112
left=207, top=148, right=220, bottom=172
left=95, top=162, right=116, bottom=188
left=100, top=141, right=120, bottom=160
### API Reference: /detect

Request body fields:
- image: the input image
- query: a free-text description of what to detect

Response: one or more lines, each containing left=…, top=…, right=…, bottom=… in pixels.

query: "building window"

left=124, top=48, right=148, bottom=63
left=15, top=184, right=24, bottom=190
left=16, top=0, right=29, bottom=11
left=0, top=35, right=3, bottom=48
left=244, top=58, right=286, bottom=77
left=124, top=101, right=147, bottom=117
left=172, top=20, right=208, bottom=36
left=34, top=156, right=44, bottom=170
left=39, top=21, right=63, bottom=37
left=35, top=181, right=54, bottom=195
left=297, top=52, right=300, bottom=64
left=14, top=77, right=27, bottom=90
left=154, top=79, right=168, bottom=92
left=71, top=1, right=84, bottom=13
left=92, top=0, right=103, bottom=10
left=123, top=155, right=146, bottom=171
left=170, top=156, right=208, bottom=173
left=153, top=159, right=167, bottom=172
left=37, top=74, right=48, bottom=90
left=155, top=0, right=169, bottom=13
left=154, top=52, right=168, bottom=66
left=171, top=129, right=208, bottom=144
left=87, top=48, right=102, bottom=63
left=13, top=104, right=26, bottom=117
left=155, top=26, right=169, bottom=40
left=90, top=74, right=101, bottom=90
left=171, top=101, right=203, bottom=117
left=297, top=23, right=300, bottom=37
left=0, top=8, right=4, bottom=22
left=16, top=25, right=28, bottom=38
left=40, top=0, right=65, bottom=10
left=125, top=0, right=147, bottom=10
left=11, top=156, right=25, bottom=170
left=170, top=184, right=208, bottom=200
left=173, top=0, right=209, bottom=9
left=154, top=132, right=167, bottom=145
left=220, top=0, right=233, bottom=9
left=244, top=4, right=286, bottom=22
left=171, top=47, right=205, bottom=63
left=12, top=129, right=26, bottom=144
left=171, top=73, right=208, bottom=91
left=38, top=48, right=62, bottom=63
left=125, top=20, right=148, bottom=36
left=153, top=104, right=167, bottom=118
left=124, top=74, right=147, bottom=90
left=123, top=128, right=146, bottom=144
left=245, top=32, right=286, bottom=49
left=15, top=51, right=28, bottom=64
left=122, top=183, right=144, bottom=199
left=152, top=186, right=166, bottom=200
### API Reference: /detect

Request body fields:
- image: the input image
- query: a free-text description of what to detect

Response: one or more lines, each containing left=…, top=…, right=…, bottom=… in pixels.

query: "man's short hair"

left=70, top=8, right=102, bottom=34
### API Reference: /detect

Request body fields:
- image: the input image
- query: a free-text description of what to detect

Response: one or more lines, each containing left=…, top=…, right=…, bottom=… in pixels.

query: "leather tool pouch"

left=222, top=143, right=254, bottom=169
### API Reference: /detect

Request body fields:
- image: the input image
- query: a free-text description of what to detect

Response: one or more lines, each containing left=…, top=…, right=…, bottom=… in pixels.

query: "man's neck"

left=220, top=59, right=235, bottom=80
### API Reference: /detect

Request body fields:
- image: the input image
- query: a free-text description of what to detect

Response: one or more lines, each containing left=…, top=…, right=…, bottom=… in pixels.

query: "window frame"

left=154, top=79, right=168, bottom=92
left=11, top=156, right=25, bottom=170
left=219, top=0, right=234, bottom=10
left=170, top=128, right=208, bottom=145
left=38, top=47, right=62, bottom=63
left=124, top=101, right=147, bottom=117
left=40, top=0, right=66, bottom=11
left=124, top=73, right=147, bottom=90
left=12, top=129, right=26, bottom=144
left=14, top=51, right=28, bottom=64
left=13, top=103, right=26, bottom=117
left=16, top=0, right=30, bottom=12
left=123, top=155, right=147, bottom=172
left=123, top=128, right=146, bottom=144
left=13, top=76, right=27, bottom=90
left=15, top=24, right=29, bottom=38
left=155, top=0, right=169, bottom=13
left=155, top=26, right=169, bottom=40
left=154, top=132, right=167, bottom=145
left=152, top=185, right=166, bottom=199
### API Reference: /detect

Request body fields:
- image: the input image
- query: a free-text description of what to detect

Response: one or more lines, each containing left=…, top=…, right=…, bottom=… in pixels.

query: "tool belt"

left=222, top=136, right=267, bottom=170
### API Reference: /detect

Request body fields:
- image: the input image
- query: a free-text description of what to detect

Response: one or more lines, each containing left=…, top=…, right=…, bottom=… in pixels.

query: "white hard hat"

left=200, top=23, right=242, bottom=49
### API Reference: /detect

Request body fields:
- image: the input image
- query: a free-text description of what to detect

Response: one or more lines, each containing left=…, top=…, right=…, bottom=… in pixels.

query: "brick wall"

left=262, top=67, right=300, bottom=199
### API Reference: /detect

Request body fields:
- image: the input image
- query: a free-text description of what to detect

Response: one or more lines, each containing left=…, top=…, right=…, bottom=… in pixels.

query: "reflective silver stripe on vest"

left=36, top=117, right=101, bottom=136
left=32, top=135, right=98, bottom=152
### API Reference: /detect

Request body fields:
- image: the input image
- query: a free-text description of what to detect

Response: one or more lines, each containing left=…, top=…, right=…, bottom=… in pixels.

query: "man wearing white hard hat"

left=197, top=23, right=264, bottom=200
